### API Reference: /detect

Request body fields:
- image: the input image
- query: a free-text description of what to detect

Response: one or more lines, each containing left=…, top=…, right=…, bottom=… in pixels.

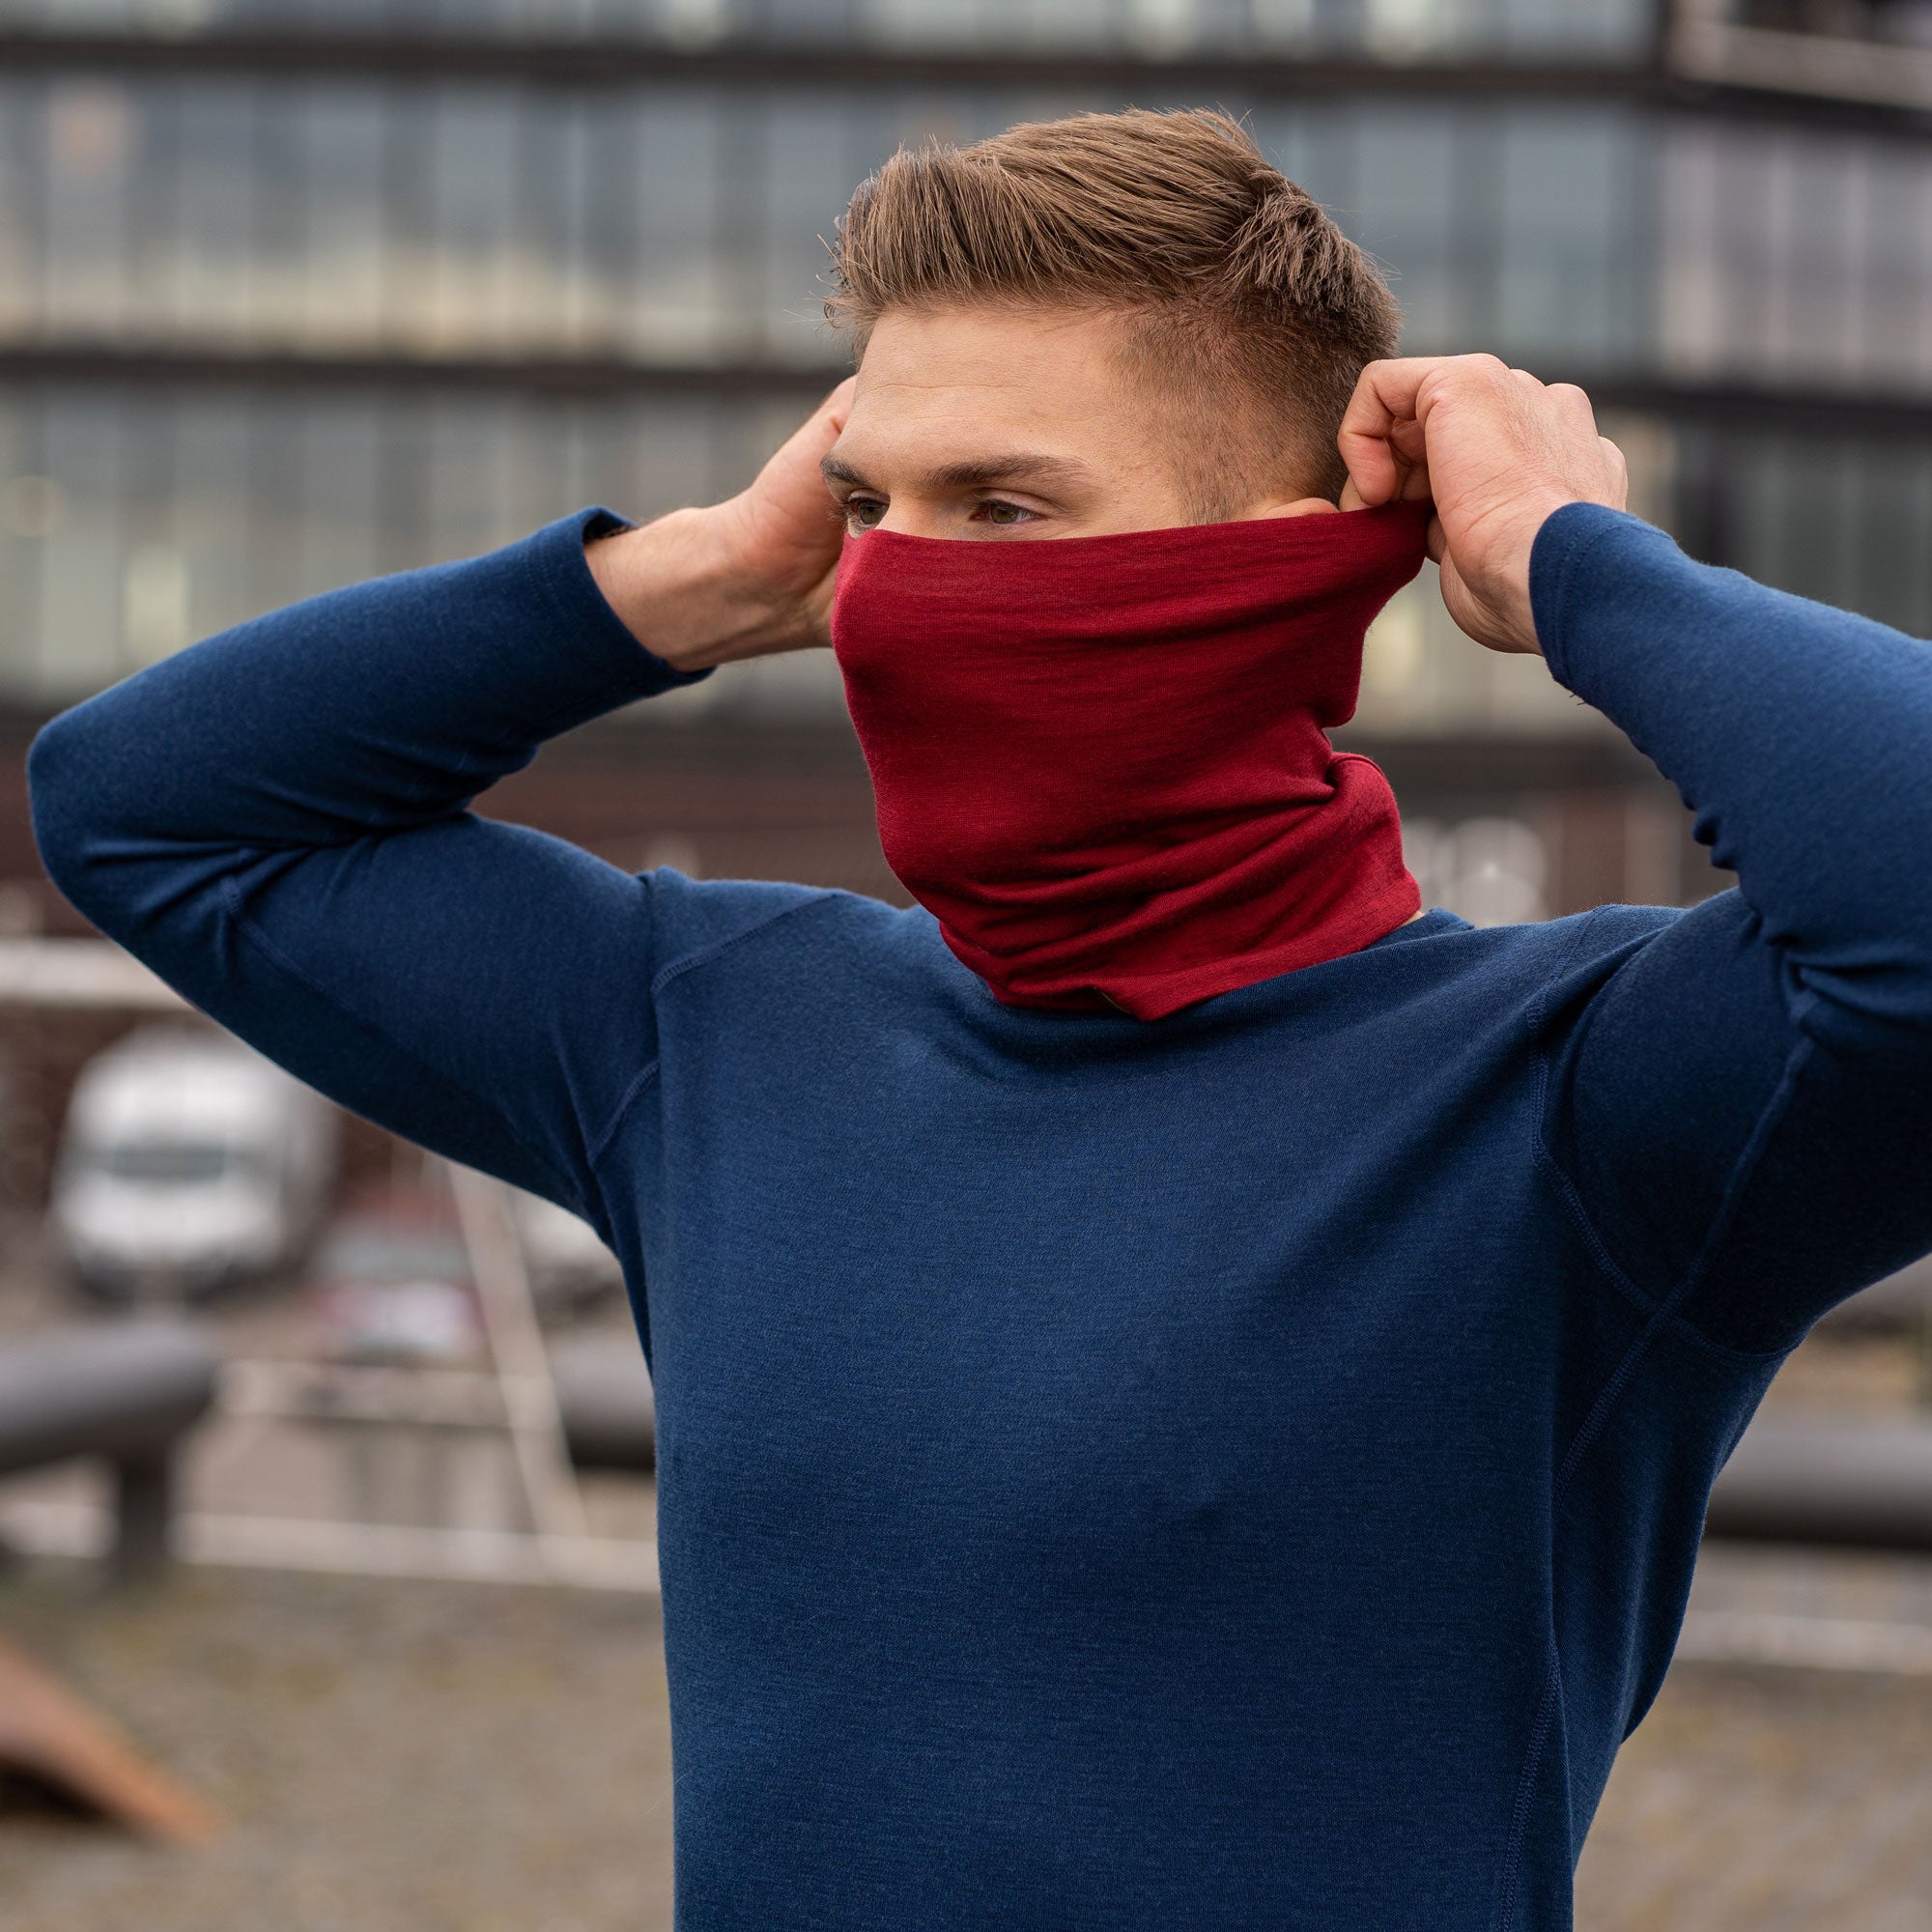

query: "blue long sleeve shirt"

left=27, top=504, right=1932, bottom=1931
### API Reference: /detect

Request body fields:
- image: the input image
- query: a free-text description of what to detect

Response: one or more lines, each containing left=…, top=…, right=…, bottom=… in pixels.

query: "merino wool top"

left=28, top=503, right=1932, bottom=1932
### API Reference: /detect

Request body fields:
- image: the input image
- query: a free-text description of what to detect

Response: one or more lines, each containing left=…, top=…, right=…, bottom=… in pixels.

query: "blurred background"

left=0, top=2, right=1930, bottom=1926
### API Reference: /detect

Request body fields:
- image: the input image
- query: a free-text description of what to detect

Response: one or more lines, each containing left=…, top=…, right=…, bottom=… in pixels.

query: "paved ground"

left=0, top=1563, right=674, bottom=1932
left=4, top=1547, right=1931, bottom=1930
left=1579, top=1659, right=1932, bottom=1931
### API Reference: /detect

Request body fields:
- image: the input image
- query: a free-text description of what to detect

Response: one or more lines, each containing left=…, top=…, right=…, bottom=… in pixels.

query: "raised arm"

left=1341, top=355, right=1932, bottom=1352
left=29, top=385, right=854, bottom=1224
left=1529, top=512, right=1932, bottom=1351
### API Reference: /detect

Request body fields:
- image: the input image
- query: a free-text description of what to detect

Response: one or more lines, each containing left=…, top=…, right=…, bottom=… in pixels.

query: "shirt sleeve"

left=1531, top=505, right=1932, bottom=1355
left=27, top=507, right=708, bottom=1234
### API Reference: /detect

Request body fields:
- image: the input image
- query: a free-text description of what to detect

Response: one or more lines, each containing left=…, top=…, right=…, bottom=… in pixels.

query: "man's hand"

left=585, top=378, right=854, bottom=673
left=1337, top=356, right=1628, bottom=656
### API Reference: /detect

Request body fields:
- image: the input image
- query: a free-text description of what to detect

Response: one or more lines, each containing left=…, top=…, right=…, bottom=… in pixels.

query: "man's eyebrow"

left=926, top=453, right=1094, bottom=492
left=818, top=451, right=1094, bottom=493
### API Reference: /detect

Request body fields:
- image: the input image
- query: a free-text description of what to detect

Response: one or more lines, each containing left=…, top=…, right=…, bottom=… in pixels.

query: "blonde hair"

left=825, top=108, right=1401, bottom=512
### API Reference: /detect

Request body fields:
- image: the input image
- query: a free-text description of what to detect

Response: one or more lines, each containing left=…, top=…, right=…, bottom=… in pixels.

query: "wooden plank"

left=0, top=1634, right=219, bottom=1844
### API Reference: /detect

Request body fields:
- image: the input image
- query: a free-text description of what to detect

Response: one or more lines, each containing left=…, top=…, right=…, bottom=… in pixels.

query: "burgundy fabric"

left=831, top=501, right=1430, bottom=1020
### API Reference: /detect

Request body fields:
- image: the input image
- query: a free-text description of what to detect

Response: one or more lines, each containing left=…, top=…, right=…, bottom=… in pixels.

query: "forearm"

left=583, top=504, right=825, bottom=672
left=27, top=507, right=694, bottom=1210
left=30, top=507, right=702, bottom=905
left=1531, top=506, right=1932, bottom=1050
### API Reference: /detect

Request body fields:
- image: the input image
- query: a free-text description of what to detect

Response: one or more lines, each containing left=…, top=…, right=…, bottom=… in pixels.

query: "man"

left=27, top=109, right=1932, bottom=1930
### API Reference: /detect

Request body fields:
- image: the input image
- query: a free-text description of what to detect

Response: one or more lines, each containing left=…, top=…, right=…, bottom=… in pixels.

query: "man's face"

left=820, top=305, right=1336, bottom=541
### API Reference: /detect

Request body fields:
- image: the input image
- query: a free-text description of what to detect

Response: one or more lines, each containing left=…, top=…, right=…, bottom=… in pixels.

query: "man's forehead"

left=826, top=305, right=1177, bottom=500
left=843, top=355, right=1089, bottom=427
left=847, top=308, right=1129, bottom=412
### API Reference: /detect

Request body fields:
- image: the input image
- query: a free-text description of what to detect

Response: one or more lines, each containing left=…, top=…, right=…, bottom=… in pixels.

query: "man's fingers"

left=1337, top=357, right=1454, bottom=505
left=768, top=378, right=856, bottom=475
left=1341, top=354, right=1613, bottom=655
left=785, top=376, right=856, bottom=454
left=822, top=374, right=857, bottom=422
left=810, top=376, right=857, bottom=440
left=1336, top=367, right=1410, bottom=508
left=1338, top=354, right=1513, bottom=507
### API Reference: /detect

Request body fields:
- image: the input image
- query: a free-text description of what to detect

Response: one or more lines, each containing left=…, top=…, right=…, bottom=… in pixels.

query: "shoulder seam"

left=1529, top=914, right=1797, bottom=1368
left=225, top=879, right=592, bottom=1217
left=1548, top=1034, right=1817, bottom=1505
left=649, top=890, right=839, bottom=999
left=588, top=888, right=847, bottom=1175
left=586, top=1057, right=662, bottom=1173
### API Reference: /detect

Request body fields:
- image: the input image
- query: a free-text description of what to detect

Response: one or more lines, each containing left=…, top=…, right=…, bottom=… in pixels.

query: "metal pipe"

left=1707, top=1416, right=1932, bottom=1551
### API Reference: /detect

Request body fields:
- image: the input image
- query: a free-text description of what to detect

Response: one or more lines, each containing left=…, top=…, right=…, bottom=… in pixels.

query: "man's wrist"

left=583, top=505, right=804, bottom=674
left=1477, top=491, right=1586, bottom=657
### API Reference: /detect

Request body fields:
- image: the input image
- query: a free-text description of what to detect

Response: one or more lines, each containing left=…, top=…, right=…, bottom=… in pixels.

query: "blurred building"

left=0, top=0, right=1925, bottom=926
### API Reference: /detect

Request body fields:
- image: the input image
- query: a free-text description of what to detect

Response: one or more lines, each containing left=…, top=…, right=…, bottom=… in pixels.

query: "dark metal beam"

left=0, top=344, right=848, bottom=398
left=0, top=25, right=1925, bottom=140
left=2, top=345, right=1929, bottom=443
left=1585, top=372, right=1932, bottom=441
left=0, top=27, right=1654, bottom=97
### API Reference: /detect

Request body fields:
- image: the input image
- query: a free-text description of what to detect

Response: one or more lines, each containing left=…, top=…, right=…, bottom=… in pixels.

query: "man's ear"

left=1241, top=496, right=1343, bottom=522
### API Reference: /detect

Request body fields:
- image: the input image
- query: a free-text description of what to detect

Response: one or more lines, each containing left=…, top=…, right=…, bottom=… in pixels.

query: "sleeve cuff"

left=517, top=505, right=716, bottom=719
left=1528, top=502, right=1671, bottom=691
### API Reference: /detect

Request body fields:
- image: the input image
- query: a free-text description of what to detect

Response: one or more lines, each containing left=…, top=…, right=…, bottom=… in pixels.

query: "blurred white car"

left=313, top=1200, right=482, bottom=1366
left=52, top=1025, right=337, bottom=1299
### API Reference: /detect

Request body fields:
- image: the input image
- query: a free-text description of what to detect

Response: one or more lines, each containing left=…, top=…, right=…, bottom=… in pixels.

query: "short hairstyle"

left=824, top=108, right=1401, bottom=514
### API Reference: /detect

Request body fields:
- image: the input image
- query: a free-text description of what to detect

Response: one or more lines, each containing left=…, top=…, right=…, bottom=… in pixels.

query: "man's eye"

left=975, top=499, right=1038, bottom=526
left=845, top=497, right=886, bottom=529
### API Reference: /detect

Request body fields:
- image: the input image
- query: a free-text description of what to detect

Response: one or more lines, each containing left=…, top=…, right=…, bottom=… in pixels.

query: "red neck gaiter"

left=831, top=502, right=1429, bottom=1020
